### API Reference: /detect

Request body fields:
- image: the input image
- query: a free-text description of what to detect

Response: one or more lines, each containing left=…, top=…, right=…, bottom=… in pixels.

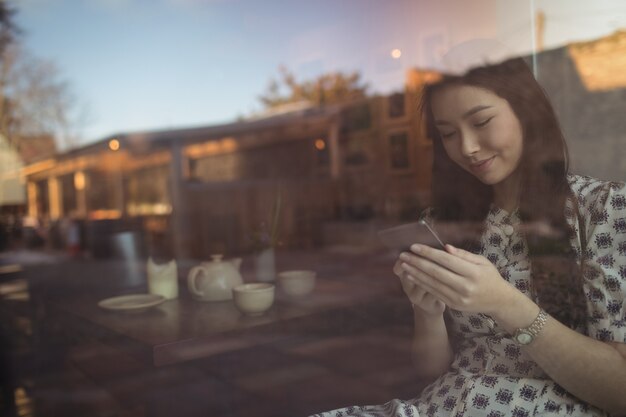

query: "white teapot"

left=187, top=254, right=243, bottom=301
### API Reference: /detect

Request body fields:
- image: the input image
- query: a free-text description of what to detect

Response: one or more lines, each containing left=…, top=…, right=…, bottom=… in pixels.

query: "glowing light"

left=391, top=49, right=402, bottom=59
left=74, top=171, right=85, bottom=190
left=108, top=139, right=120, bottom=151
left=221, top=138, right=237, bottom=152
left=204, top=142, right=220, bottom=154
left=315, top=139, right=326, bottom=150
left=184, top=136, right=239, bottom=159
left=89, top=209, right=122, bottom=220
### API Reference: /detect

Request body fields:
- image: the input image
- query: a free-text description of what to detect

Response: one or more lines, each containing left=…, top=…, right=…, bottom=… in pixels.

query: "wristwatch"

left=512, top=309, right=549, bottom=345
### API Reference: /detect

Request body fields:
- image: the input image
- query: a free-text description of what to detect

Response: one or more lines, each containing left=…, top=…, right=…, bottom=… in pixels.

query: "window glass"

left=1, top=1, right=625, bottom=416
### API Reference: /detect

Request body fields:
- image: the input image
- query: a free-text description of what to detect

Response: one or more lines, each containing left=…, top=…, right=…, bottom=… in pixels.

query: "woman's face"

left=430, top=84, right=524, bottom=186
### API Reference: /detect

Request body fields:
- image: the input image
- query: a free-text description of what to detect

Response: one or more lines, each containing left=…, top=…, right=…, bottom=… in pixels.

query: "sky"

left=13, top=0, right=626, bottom=147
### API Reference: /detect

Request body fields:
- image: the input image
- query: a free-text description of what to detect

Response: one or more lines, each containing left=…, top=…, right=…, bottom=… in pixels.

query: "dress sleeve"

left=576, top=179, right=626, bottom=343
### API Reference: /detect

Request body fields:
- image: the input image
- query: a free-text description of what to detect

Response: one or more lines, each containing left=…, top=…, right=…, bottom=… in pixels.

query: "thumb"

left=445, top=244, right=485, bottom=265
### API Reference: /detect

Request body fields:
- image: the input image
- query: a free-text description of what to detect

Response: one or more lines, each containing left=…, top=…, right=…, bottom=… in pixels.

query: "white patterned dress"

left=312, top=174, right=626, bottom=417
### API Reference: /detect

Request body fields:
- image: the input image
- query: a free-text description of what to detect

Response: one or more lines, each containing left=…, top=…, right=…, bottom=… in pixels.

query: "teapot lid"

left=210, top=254, right=223, bottom=262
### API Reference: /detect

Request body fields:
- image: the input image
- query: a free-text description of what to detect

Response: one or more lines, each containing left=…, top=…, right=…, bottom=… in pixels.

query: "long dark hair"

left=421, top=58, right=586, bottom=329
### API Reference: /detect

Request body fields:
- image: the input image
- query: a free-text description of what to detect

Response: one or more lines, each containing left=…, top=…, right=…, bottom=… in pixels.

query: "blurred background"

left=0, top=1, right=624, bottom=416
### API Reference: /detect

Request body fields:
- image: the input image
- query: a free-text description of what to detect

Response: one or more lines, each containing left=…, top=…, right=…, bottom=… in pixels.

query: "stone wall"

left=534, top=43, right=626, bottom=183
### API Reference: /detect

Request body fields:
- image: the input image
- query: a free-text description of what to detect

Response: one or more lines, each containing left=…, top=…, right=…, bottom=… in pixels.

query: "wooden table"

left=51, top=277, right=390, bottom=367
left=21, top=253, right=408, bottom=416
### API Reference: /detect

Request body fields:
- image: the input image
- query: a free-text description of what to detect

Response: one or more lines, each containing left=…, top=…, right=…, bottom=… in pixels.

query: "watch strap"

left=513, top=309, right=548, bottom=345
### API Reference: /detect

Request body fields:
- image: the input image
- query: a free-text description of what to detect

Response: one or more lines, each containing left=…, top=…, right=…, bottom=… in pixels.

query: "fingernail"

left=401, top=262, right=410, bottom=270
left=410, top=244, right=422, bottom=253
left=399, top=253, right=410, bottom=261
left=445, top=244, right=456, bottom=253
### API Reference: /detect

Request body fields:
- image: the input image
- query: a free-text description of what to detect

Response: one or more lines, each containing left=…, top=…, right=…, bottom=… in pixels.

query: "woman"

left=313, top=57, right=626, bottom=416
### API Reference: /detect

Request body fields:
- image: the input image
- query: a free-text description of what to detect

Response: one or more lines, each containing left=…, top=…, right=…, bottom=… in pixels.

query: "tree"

left=0, top=2, right=18, bottom=55
left=258, top=66, right=368, bottom=109
left=1, top=46, right=80, bottom=151
left=0, top=3, right=81, bottom=154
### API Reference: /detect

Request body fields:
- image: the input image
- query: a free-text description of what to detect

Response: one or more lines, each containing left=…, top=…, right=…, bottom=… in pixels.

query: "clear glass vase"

left=255, top=247, right=276, bottom=282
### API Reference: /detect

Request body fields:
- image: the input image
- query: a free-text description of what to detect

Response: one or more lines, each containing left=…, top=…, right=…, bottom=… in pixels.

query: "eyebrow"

left=435, top=105, right=493, bottom=126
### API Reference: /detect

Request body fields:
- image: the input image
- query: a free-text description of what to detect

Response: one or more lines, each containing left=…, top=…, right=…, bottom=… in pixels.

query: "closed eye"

left=474, top=116, right=494, bottom=128
left=440, top=131, right=456, bottom=139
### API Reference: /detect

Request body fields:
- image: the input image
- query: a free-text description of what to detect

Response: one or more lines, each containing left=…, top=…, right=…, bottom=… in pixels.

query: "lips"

left=469, top=156, right=495, bottom=173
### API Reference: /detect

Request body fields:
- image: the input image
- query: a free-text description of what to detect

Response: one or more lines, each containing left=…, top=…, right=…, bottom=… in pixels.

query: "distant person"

left=22, top=215, right=43, bottom=248
left=60, top=214, right=81, bottom=258
left=39, top=215, right=51, bottom=249
left=313, top=42, right=625, bottom=417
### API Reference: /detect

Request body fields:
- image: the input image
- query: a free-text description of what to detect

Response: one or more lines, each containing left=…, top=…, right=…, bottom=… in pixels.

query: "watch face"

left=516, top=332, right=533, bottom=345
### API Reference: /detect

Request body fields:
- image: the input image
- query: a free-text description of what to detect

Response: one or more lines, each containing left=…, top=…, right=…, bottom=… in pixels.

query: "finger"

left=403, top=279, right=439, bottom=309
left=401, top=252, right=467, bottom=293
left=400, top=274, right=428, bottom=306
left=445, top=244, right=488, bottom=264
left=411, top=274, right=454, bottom=308
left=399, top=272, right=420, bottom=288
left=406, top=280, right=428, bottom=303
left=400, top=262, right=456, bottom=305
left=393, top=255, right=412, bottom=276
left=399, top=269, right=430, bottom=295
left=399, top=273, right=412, bottom=291
left=410, top=244, right=481, bottom=276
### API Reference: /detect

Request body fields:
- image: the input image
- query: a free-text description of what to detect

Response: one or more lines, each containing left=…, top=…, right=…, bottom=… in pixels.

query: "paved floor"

left=6, top=328, right=427, bottom=417
left=0, top=246, right=429, bottom=417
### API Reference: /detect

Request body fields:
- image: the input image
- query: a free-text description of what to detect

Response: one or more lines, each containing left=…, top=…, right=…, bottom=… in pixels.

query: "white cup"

left=277, top=270, right=316, bottom=297
left=232, top=283, right=275, bottom=316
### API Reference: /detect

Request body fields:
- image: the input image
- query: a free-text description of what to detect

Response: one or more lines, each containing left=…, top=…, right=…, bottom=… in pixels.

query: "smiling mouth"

left=469, top=156, right=495, bottom=172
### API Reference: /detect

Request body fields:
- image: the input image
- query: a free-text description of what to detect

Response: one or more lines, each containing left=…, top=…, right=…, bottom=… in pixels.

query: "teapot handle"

left=187, top=266, right=205, bottom=297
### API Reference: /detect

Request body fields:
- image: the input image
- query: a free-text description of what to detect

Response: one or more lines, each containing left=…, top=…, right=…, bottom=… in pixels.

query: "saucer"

left=98, top=294, right=165, bottom=313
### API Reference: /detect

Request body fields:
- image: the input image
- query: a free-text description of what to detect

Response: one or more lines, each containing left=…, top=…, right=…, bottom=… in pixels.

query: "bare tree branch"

left=0, top=44, right=83, bottom=152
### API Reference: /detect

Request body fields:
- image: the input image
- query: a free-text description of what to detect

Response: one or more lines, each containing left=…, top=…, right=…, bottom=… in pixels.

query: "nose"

left=459, top=131, right=480, bottom=158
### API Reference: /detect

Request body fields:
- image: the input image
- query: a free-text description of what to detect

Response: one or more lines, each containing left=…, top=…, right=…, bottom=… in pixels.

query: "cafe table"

left=48, top=275, right=393, bottom=367
left=23, top=254, right=405, bottom=415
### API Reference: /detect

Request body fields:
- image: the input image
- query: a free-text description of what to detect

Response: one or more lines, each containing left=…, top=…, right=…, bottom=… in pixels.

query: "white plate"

left=98, top=294, right=165, bottom=313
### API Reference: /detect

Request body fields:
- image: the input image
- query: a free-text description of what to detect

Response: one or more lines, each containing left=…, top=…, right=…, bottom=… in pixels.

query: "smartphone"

left=377, top=219, right=446, bottom=252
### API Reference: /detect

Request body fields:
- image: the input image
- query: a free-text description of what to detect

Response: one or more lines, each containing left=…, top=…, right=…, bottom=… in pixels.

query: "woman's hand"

left=393, top=257, right=446, bottom=316
left=398, top=244, right=516, bottom=316
left=394, top=256, right=454, bottom=380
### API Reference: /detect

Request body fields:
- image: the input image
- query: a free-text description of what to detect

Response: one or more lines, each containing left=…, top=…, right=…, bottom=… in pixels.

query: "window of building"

left=388, top=131, right=411, bottom=171
left=387, top=92, right=406, bottom=119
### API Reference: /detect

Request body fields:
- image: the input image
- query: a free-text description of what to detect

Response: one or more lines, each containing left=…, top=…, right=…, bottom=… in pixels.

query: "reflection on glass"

left=1, top=2, right=625, bottom=416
